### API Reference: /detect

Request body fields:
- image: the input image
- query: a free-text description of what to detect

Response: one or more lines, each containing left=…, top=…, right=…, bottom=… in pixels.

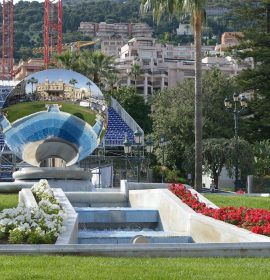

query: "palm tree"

left=130, top=63, right=141, bottom=89
left=27, top=77, right=38, bottom=99
left=80, top=50, right=116, bottom=87
left=69, top=78, right=78, bottom=100
left=55, top=50, right=80, bottom=70
left=141, top=0, right=206, bottom=192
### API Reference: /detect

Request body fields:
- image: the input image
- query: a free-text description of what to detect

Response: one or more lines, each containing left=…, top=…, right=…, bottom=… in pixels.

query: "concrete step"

left=78, top=230, right=193, bottom=244
left=66, top=192, right=128, bottom=207
left=76, top=207, right=160, bottom=230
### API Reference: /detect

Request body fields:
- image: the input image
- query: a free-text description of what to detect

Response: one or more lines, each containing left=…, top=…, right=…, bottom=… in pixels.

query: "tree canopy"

left=151, top=68, right=235, bottom=170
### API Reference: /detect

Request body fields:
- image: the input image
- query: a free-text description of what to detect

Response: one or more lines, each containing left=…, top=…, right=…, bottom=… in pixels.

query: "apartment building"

left=101, top=38, right=125, bottom=56
left=78, top=22, right=152, bottom=38
left=115, top=37, right=244, bottom=101
left=215, top=32, right=244, bottom=52
left=14, top=58, right=44, bottom=81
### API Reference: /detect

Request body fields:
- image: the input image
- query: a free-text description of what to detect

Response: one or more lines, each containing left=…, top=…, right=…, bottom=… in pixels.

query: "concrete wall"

left=18, top=189, right=38, bottom=208
left=129, top=189, right=193, bottom=236
left=53, top=189, right=78, bottom=245
left=129, top=189, right=270, bottom=243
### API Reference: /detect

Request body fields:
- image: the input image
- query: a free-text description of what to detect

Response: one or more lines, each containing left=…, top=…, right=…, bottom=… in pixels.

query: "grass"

left=3, top=101, right=97, bottom=125
left=0, top=256, right=270, bottom=280
left=204, top=194, right=270, bottom=210
left=0, top=193, right=270, bottom=279
left=0, top=194, right=18, bottom=211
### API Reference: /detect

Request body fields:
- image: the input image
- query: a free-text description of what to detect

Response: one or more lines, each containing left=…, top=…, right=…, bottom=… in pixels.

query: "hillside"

left=0, top=0, right=247, bottom=61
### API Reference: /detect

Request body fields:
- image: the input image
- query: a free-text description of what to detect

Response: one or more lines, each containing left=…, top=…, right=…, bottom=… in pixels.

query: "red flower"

left=169, top=183, right=270, bottom=238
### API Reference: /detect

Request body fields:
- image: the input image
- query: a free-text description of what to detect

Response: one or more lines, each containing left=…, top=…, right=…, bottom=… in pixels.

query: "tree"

left=151, top=69, right=235, bottom=175
left=201, top=138, right=229, bottom=188
left=225, top=138, right=254, bottom=184
left=234, top=1, right=270, bottom=142
left=141, top=0, right=207, bottom=191
left=253, top=140, right=270, bottom=177
left=108, top=86, right=152, bottom=133
left=55, top=50, right=80, bottom=71
left=27, top=77, right=38, bottom=97
left=130, top=63, right=141, bottom=88
left=69, top=78, right=78, bottom=100
left=184, top=138, right=254, bottom=188
left=80, top=50, right=116, bottom=87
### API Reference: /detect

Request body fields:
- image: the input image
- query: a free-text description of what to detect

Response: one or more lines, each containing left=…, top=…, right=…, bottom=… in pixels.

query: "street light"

left=224, top=93, right=248, bottom=191
left=123, top=133, right=132, bottom=179
left=145, top=136, right=154, bottom=182
left=123, top=129, right=154, bottom=182
left=134, top=128, right=143, bottom=182
left=160, top=136, right=166, bottom=183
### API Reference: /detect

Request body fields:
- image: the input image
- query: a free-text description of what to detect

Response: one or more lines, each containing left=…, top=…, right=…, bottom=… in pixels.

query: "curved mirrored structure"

left=0, top=69, right=107, bottom=167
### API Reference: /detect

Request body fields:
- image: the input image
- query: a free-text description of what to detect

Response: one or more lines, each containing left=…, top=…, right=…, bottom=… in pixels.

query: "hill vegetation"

left=0, top=0, right=251, bottom=61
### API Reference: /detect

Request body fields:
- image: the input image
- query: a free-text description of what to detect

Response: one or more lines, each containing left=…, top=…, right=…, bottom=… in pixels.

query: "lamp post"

left=123, top=129, right=153, bottom=182
left=123, top=133, right=132, bottom=180
left=160, top=136, right=166, bottom=183
left=145, top=136, right=154, bottom=182
left=134, top=128, right=143, bottom=182
left=97, top=148, right=105, bottom=188
left=224, top=93, right=248, bottom=191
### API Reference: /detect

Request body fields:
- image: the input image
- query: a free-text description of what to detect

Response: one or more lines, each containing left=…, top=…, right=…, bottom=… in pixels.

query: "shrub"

left=0, top=180, right=65, bottom=244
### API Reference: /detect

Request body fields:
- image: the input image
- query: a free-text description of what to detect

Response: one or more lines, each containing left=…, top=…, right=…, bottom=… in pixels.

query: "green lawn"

left=204, top=194, right=270, bottom=210
left=0, top=256, right=269, bottom=280
left=0, top=194, right=18, bottom=211
left=3, top=101, right=97, bottom=125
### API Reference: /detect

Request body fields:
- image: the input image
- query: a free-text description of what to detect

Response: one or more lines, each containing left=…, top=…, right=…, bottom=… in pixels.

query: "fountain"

left=0, top=69, right=270, bottom=257
left=0, top=69, right=107, bottom=191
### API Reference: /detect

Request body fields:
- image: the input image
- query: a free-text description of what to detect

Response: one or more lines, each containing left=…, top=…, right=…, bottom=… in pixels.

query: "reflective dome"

left=0, top=69, right=107, bottom=167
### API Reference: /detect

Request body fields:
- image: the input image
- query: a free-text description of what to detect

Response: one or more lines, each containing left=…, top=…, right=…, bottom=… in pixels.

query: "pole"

left=161, top=145, right=164, bottom=183
left=137, top=145, right=140, bottom=183
left=125, top=154, right=128, bottom=180
left=147, top=153, right=150, bottom=182
left=234, top=106, right=239, bottom=191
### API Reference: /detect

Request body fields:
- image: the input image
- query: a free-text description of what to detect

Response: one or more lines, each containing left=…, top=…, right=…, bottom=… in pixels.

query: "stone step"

left=76, top=207, right=159, bottom=223
left=66, top=192, right=128, bottom=208
left=78, top=230, right=193, bottom=244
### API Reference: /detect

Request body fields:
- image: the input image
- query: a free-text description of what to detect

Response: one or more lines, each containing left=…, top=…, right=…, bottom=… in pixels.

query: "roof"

left=0, top=80, right=20, bottom=87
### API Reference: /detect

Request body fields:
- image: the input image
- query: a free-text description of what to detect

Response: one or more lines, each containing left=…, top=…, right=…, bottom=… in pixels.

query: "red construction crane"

left=44, top=0, right=63, bottom=69
left=1, top=0, right=14, bottom=80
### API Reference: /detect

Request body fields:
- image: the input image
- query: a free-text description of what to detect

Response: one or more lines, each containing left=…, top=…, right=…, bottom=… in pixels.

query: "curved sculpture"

left=0, top=69, right=107, bottom=167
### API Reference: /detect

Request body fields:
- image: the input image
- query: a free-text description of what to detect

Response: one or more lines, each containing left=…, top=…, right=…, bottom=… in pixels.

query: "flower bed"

left=170, top=183, right=270, bottom=237
left=0, top=180, right=65, bottom=244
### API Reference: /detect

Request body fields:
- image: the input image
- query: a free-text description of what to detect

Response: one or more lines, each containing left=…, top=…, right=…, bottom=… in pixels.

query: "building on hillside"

left=78, top=22, right=152, bottom=39
left=205, top=7, right=230, bottom=17
left=14, top=58, right=44, bottom=81
left=215, top=32, right=244, bottom=52
left=78, top=22, right=99, bottom=37
left=176, top=24, right=193, bottom=36
left=115, top=37, right=225, bottom=101
left=101, top=38, right=125, bottom=56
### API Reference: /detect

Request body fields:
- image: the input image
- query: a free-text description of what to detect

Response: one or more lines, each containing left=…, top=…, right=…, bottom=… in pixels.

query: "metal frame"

left=1, top=0, right=14, bottom=80
left=44, top=0, right=63, bottom=69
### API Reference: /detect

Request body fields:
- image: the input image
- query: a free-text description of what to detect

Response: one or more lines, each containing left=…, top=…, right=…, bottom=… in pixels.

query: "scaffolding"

left=1, top=0, right=14, bottom=80
left=44, top=0, right=63, bottom=68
